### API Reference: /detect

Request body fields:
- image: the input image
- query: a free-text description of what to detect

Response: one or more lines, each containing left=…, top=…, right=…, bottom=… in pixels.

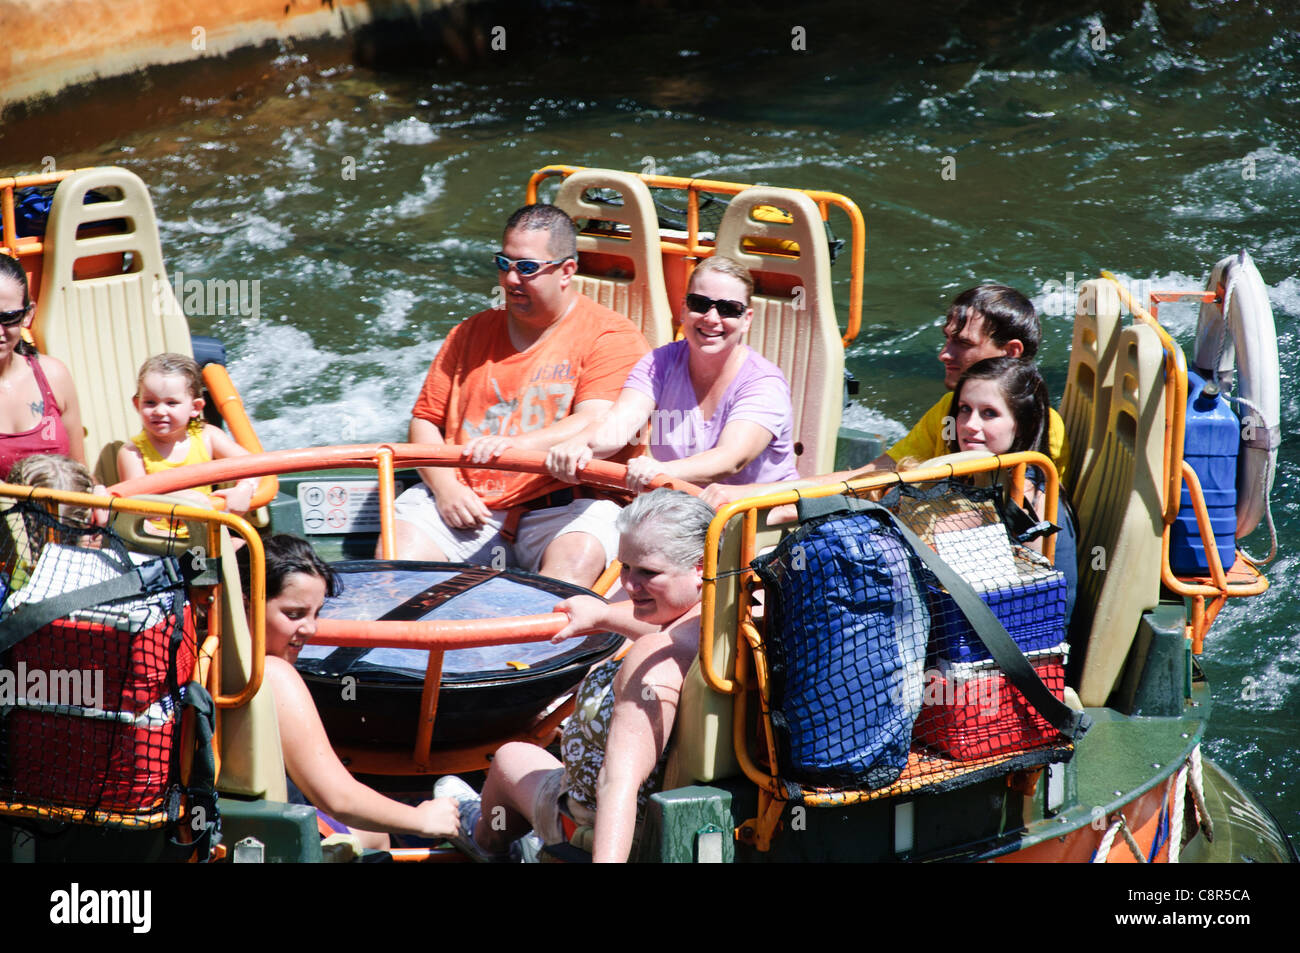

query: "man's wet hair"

left=504, top=204, right=578, bottom=261
left=945, top=285, right=1040, bottom=360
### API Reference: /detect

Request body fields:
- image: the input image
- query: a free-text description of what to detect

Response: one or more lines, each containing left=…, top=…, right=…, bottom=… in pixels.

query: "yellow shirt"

left=887, top=392, right=1070, bottom=483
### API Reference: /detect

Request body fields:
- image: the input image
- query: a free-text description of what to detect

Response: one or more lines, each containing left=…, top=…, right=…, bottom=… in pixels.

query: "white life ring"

left=1192, top=251, right=1280, bottom=541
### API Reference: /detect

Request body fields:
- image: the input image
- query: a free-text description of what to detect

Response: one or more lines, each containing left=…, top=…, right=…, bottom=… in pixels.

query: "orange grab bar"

left=312, top=613, right=566, bottom=649
left=110, top=444, right=699, bottom=500
left=201, top=363, right=279, bottom=509
left=527, top=164, right=866, bottom=349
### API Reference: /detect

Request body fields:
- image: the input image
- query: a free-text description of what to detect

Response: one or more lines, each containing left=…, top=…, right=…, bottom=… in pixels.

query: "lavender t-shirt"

left=622, top=340, right=801, bottom=485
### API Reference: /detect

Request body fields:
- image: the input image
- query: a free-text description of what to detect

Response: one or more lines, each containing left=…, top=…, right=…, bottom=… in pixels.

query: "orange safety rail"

left=527, top=164, right=866, bottom=349
left=1161, top=461, right=1268, bottom=653
left=0, top=168, right=81, bottom=260
left=701, top=452, right=1062, bottom=850
left=112, top=444, right=698, bottom=775
left=1100, top=272, right=1188, bottom=526
left=201, top=363, right=279, bottom=509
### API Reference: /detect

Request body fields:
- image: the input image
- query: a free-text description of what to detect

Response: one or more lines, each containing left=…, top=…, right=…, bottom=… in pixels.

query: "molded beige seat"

left=213, top=527, right=287, bottom=801
left=712, top=187, right=844, bottom=478
left=553, top=169, right=673, bottom=348
left=664, top=514, right=750, bottom=787
left=31, top=167, right=193, bottom=485
left=110, top=502, right=286, bottom=800
left=1073, top=323, right=1173, bottom=707
left=1060, top=280, right=1123, bottom=503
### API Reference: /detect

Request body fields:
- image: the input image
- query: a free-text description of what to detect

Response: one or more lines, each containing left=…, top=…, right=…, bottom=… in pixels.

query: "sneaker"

left=433, top=775, right=503, bottom=863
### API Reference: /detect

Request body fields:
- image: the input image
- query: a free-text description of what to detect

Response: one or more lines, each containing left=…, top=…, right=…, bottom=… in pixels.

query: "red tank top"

left=0, top=353, right=73, bottom=478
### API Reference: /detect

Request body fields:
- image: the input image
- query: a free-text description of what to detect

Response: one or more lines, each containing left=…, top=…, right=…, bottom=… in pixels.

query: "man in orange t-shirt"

left=391, top=205, right=649, bottom=586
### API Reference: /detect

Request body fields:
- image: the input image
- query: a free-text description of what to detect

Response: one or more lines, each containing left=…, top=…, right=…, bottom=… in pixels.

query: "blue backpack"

left=752, top=504, right=928, bottom=790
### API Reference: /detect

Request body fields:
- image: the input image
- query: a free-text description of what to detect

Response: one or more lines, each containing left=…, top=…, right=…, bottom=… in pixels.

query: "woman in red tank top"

left=0, top=255, right=85, bottom=477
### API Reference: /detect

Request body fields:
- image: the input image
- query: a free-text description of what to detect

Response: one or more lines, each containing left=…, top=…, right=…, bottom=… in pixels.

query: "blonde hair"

left=689, top=256, right=754, bottom=302
left=137, top=352, right=204, bottom=400
left=7, top=453, right=95, bottom=523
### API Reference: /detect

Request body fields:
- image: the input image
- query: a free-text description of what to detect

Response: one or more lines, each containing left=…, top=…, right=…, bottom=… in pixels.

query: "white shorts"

left=392, top=484, right=622, bottom=572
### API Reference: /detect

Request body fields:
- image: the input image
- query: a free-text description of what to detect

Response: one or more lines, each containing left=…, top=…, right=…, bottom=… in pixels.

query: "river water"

left=2, top=0, right=1296, bottom=842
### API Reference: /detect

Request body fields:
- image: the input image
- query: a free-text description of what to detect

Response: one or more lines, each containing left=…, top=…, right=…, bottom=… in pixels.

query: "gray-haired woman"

left=436, top=488, right=715, bottom=862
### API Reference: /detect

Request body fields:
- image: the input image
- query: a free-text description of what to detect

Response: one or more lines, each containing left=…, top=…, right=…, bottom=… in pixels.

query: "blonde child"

left=117, top=353, right=256, bottom=514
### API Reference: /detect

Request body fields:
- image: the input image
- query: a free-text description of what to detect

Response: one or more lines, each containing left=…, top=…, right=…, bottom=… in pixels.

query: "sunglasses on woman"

left=685, top=293, right=747, bottom=319
left=0, top=303, right=31, bottom=327
left=493, top=253, right=572, bottom=276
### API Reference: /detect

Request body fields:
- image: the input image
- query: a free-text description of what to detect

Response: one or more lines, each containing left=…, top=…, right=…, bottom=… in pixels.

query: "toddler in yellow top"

left=117, top=353, right=256, bottom=514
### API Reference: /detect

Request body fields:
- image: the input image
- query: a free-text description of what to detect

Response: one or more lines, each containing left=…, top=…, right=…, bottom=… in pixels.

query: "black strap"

left=796, top=493, right=1091, bottom=741
left=0, top=557, right=183, bottom=655
left=163, top=681, right=220, bottom=863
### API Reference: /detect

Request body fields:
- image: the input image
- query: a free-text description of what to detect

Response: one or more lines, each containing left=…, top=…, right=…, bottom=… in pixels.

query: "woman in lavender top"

left=547, top=256, right=799, bottom=492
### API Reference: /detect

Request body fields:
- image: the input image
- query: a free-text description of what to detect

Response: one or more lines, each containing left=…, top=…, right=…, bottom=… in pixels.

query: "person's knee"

left=391, top=519, right=448, bottom=561
left=539, top=532, right=608, bottom=586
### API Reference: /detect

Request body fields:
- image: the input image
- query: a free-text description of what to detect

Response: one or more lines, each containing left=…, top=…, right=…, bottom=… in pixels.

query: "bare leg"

left=475, top=742, right=563, bottom=853
left=384, top=519, right=451, bottom=561
left=538, top=531, right=609, bottom=588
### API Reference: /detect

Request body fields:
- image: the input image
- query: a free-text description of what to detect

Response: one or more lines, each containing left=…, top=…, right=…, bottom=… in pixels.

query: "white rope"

left=1092, top=819, right=1120, bottom=863
left=1092, top=811, right=1147, bottom=863
left=1168, top=761, right=1190, bottom=864
left=1188, top=745, right=1214, bottom=842
left=1233, top=393, right=1279, bottom=566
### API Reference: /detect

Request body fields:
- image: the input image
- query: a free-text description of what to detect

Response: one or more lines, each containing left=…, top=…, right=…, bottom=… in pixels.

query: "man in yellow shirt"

left=700, top=284, right=1069, bottom=508
left=882, top=285, right=1069, bottom=480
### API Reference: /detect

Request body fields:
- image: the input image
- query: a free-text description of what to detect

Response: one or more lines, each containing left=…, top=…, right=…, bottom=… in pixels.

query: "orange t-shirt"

left=411, top=295, right=650, bottom=509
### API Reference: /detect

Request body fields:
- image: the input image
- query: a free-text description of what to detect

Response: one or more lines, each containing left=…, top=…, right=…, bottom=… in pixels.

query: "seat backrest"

left=664, top=514, right=749, bottom=787
left=1060, top=280, right=1123, bottom=502
left=213, top=524, right=288, bottom=801
left=109, top=504, right=287, bottom=800
left=713, top=188, right=844, bottom=477
left=552, top=169, right=673, bottom=348
left=31, top=167, right=193, bottom=484
left=1073, top=323, right=1171, bottom=706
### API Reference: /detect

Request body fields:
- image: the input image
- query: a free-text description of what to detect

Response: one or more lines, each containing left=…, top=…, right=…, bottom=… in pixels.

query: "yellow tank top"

left=131, top=418, right=213, bottom=495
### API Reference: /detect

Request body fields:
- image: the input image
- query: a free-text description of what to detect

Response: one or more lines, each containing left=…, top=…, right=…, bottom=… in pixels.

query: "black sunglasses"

left=685, top=293, right=747, bottom=319
left=0, top=303, right=31, bottom=327
left=494, top=253, right=572, bottom=277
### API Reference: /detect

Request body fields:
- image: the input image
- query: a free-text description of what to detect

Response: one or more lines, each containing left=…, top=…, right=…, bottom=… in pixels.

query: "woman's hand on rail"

left=624, top=456, right=666, bottom=493
left=552, top=594, right=608, bottom=643
left=545, top=437, right=595, bottom=484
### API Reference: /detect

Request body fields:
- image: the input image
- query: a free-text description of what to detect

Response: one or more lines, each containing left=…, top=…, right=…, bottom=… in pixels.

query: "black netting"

left=751, top=477, right=1072, bottom=798
left=0, top=500, right=195, bottom=827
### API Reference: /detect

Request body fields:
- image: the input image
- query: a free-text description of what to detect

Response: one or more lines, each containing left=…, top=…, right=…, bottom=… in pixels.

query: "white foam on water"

left=324, top=118, right=350, bottom=146
left=841, top=402, right=908, bottom=445
left=221, top=213, right=293, bottom=255
left=383, top=117, right=439, bottom=145
left=393, top=165, right=447, bottom=219
left=374, top=288, right=419, bottom=333
left=227, top=324, right=442, bottom=450
left=1268, top=275, right=1300, bottom=319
